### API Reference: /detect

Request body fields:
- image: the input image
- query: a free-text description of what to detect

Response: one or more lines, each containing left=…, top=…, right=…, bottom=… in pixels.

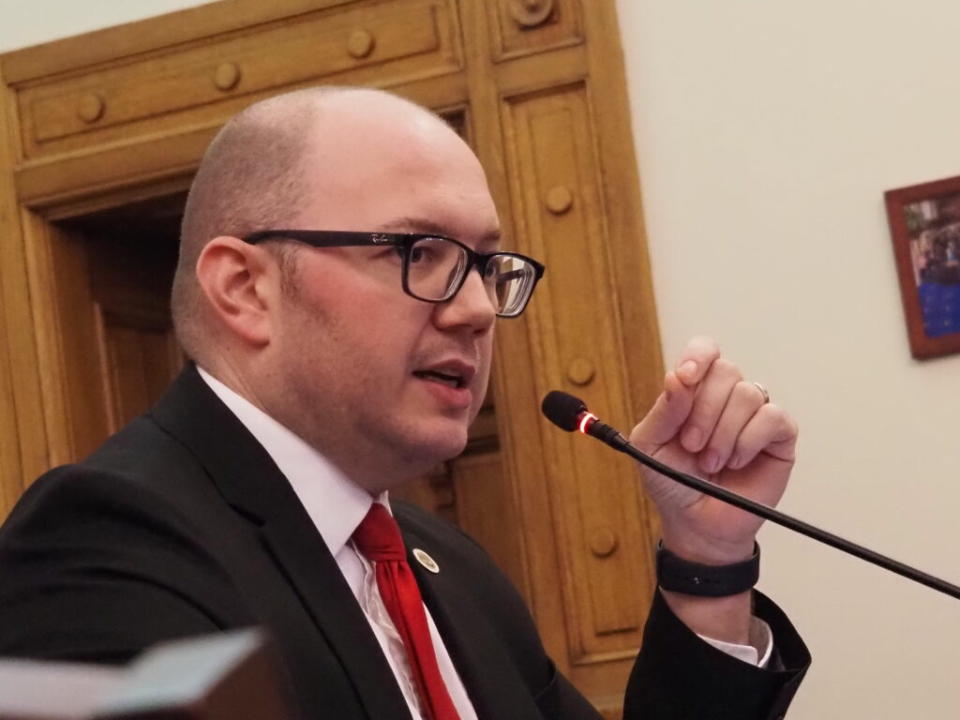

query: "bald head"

left=171, top=86, right=457, bottom=362
left=168, top=86, right=501, bottom=486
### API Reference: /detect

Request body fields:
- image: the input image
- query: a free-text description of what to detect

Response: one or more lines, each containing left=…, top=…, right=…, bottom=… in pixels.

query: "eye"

left=408, top=241, right=445, bottom=265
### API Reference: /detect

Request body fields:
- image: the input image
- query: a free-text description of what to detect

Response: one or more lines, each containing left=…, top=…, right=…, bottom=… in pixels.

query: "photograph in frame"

left=885, top=175, right=960, bottom=359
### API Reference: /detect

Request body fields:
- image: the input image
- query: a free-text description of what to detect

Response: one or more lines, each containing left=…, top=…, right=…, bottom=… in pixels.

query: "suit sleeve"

left=624, top=590, right=810, bottom=720
left=0, top=467, right=245, bottom=663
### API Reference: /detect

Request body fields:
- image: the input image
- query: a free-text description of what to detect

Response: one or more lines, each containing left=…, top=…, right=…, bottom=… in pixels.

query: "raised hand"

left=629, top=337, right=798, bottom=565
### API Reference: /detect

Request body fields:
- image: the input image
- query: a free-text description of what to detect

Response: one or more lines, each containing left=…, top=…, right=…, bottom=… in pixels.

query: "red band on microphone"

left=577, top=412, right=597, bottom=435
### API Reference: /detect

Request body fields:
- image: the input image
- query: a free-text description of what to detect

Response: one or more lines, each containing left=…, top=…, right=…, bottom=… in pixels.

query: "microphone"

left=541, top=390, right=960, bottom=601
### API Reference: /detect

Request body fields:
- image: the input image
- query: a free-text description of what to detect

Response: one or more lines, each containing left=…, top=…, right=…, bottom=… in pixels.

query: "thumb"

left=629, top=372, right=694, bottom=455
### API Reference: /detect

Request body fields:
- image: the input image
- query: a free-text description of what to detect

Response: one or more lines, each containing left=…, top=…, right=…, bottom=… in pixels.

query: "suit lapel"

left=149, top=366, right=412, bottom=720
left=400, top=524, right=546, bottom=720
left=256, top=520, right=413, bottom=719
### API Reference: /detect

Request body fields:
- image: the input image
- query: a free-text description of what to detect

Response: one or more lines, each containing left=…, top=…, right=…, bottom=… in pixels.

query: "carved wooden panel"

left=97, top=310, right=182, bottom=434
left=488, top=0, right=582, bottom=60
left=20, top=217, right=110, bottom=466
left=81, top=213, right=182, bottom=434
left=0, top=66, right=28, bottom=516
left=13, top=197, right=181, bottom=464
left=15, top=0, right=462, bottom=160
left=453, top=450, right=530, bottom=599
left=0, top=292, right=20, bottom=517
left=500, top=83, right=655, bottom=660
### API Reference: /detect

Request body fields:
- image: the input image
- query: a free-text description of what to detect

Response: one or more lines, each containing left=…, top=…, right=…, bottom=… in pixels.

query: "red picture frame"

left=885, top=175, right=960, bottom=359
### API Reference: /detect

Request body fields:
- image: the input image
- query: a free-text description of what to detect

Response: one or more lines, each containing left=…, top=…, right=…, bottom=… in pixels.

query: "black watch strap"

left=656, top=541, right=760, bottom=597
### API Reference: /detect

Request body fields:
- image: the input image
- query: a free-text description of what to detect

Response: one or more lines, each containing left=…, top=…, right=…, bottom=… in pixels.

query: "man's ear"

left=194, top=236, right=279, bottom=347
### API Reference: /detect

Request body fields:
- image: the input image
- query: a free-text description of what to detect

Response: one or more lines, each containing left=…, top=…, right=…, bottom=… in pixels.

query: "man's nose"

left=434, top=267, right=497, bottom=332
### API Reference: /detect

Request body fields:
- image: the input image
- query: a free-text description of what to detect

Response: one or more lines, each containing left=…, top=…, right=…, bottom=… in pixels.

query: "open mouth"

left=413, top=370, right=465, bottom=389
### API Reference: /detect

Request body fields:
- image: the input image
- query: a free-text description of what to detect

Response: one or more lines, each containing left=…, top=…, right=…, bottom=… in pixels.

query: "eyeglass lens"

left=487, top=255, right=536, bottom=316
left=405, top=237, right=536, bottom=316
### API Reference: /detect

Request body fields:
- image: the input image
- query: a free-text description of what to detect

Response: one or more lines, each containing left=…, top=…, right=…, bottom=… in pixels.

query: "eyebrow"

left=374, top=216, right=501, bottom=246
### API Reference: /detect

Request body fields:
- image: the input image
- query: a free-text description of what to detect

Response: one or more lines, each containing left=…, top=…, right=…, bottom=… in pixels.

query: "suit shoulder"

left=5, top=418, right=202, bottom=537
left=0, top=421, right=233, bottom=598
left=392, top=500, right=488, bottom=559
left=0, top=462, right=221, bottom=582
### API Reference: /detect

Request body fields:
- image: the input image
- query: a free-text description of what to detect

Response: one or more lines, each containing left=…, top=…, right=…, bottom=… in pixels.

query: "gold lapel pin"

left=413, top=548, right=440, bottom=574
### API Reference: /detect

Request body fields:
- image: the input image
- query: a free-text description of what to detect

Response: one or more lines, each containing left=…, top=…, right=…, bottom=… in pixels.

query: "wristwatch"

left=656, top=541, right=760, bottom=597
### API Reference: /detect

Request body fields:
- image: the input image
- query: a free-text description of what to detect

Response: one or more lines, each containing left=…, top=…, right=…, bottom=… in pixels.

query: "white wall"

left=3, top=1, right=959, bottom=717
left=616, top=1, right=960, bottom=718
left=0, top=0, right=209, bottom=52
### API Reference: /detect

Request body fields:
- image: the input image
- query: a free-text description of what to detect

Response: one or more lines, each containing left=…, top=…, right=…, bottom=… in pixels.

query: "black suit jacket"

left=0, top=367, right=809, bottom=718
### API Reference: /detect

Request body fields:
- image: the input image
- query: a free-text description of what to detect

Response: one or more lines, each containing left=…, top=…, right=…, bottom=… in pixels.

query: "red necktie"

left=352, top=504, right=462, bottom=720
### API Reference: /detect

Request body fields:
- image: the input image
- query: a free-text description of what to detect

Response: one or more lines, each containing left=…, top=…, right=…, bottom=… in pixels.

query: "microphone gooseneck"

left=541, top=390, right=960, bottom=601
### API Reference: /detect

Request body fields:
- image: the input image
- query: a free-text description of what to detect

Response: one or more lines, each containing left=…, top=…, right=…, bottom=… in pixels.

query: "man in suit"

left=0, top=87, right=809, bottom=718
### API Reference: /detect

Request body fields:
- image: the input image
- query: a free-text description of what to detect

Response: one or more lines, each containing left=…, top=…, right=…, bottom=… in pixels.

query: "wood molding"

left=12, top=0, right=462, bottom=163
left=487, top=0, right=583, bottom=63
left=3, top=0, right=367, bottom=83
left=0, top=65, right=23, bottom=515
left=0, top=66, right=48, bottom=499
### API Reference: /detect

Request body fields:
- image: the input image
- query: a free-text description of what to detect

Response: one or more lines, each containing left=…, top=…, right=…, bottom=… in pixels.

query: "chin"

left=426, top=429, right=469, bottom=463
left=400, top=423, right=469, bottom=469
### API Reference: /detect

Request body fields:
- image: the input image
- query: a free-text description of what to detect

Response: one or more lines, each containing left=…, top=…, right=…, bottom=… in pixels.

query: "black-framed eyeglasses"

left=242, top=230, right=545, bottom=318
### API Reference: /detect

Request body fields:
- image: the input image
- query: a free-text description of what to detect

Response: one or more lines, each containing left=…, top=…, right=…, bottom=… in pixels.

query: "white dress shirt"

left=197, top=367, right=771, bottom=719
left=198, top=368, right=478, bottom=720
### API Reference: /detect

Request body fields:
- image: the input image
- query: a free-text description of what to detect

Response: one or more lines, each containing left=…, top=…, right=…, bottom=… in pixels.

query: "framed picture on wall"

left=885, top=175, right=960, bottom=359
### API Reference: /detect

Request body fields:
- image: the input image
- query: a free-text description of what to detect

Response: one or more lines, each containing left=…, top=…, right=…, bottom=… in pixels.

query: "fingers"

left=697, top=379, right=766, bottom=473
left=680, top=359, right=742, bottom=455
left=728, top=403, right=798, bottom=470
left=633, top=336, right=798, bottom=476
left=673, top=336, right=720, bottom=386
left=698, top=393, right=797, bottom=475
left=631, top=338, right=735, bottom=456
left=629, top=371, right=695, bottom=454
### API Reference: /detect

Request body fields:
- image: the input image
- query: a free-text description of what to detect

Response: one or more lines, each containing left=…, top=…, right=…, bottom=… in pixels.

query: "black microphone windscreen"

left=541, top=391, right=586, bottom=432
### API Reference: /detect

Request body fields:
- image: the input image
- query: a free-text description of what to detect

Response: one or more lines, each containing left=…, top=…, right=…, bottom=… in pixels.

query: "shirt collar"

left=196, top=366, right=382, bottom=556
